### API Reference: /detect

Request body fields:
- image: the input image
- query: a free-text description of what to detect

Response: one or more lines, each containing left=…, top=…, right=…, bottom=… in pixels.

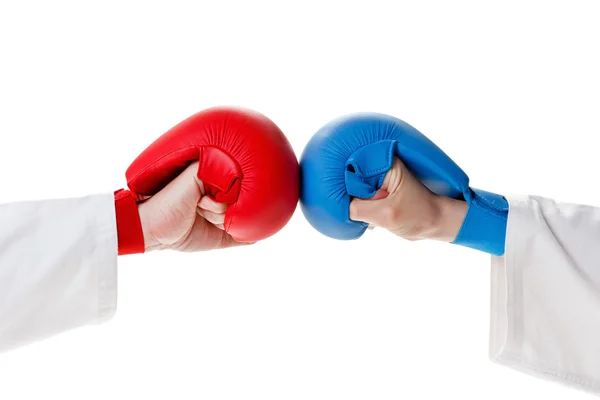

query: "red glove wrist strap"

left=114, top=189, right=145, bottom=255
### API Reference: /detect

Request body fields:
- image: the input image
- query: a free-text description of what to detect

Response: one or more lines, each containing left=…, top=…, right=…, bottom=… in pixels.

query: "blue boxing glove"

left=299, top=113, right=508, bottom=256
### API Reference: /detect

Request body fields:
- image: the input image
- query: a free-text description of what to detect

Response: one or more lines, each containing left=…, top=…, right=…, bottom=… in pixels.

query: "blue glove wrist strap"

left=452, top=188, right=508, bottom=256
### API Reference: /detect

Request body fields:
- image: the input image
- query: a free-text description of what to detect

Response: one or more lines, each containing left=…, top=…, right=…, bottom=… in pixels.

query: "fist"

left=137, top=162, right=246, bottom=252
left=349, top=157, right=468, bottom=242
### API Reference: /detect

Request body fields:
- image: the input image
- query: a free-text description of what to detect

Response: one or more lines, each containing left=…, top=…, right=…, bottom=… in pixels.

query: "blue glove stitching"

left=346, top=140, right=396, bottom=177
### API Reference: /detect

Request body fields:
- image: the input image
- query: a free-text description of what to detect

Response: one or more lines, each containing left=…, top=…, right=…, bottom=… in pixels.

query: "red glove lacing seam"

left=114, top=189, right=145, bottom=255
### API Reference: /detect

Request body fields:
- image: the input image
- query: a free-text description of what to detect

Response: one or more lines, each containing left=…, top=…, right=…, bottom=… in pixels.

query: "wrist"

left=429, top=195, right=469, bottom=242
left=137, top=201, right=160, bottom=252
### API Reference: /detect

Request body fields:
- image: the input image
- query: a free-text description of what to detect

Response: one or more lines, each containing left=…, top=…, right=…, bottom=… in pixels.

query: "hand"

left=137, top=162, right=248, bottom=252
left=349, top=157, right=468, bottom=242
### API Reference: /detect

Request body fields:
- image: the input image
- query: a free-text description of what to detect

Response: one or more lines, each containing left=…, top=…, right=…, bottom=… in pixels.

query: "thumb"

left=349, top=189, right=389, bottom=224
left=152, top=161, right=201, bottom=205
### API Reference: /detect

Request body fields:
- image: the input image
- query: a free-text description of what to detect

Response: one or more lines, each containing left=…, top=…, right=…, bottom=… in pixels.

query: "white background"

left=0, top=0, right=599, bottom=398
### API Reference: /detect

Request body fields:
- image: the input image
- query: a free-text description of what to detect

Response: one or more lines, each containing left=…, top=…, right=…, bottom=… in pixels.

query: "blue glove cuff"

left=452, top=188, right=508, bottom=256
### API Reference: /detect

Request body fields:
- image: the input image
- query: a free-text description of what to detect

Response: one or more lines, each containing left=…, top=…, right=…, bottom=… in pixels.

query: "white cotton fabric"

left=3, top=190, right=600, bottom=397
left=491, top=195, right=600, bottom=395
left=0, top=193, right=118, bottom=353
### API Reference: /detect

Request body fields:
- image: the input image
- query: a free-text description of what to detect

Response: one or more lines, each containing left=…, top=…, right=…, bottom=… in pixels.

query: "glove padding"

left=126, top=106, right=299, bottom=243
left=299, top=112, right=508, bottom=256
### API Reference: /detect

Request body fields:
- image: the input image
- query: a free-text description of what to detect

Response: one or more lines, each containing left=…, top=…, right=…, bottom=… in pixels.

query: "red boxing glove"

left=115, top=106, right=299, bottom=255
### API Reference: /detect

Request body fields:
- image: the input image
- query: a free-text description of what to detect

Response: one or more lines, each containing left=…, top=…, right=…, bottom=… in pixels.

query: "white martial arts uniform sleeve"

left=490, top=194, right=600, bottom=394
left=0, top=193, right=118, bottom=353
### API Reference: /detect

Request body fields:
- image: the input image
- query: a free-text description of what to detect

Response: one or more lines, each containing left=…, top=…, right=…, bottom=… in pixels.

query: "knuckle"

left=381, top=205, right=400, bottom=226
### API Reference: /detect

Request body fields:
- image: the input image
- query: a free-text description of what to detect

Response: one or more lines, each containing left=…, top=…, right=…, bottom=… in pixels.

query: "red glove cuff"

left=114, top=189, right=145, bottom=255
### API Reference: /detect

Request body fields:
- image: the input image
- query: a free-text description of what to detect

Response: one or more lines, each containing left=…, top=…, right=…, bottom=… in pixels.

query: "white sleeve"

left=490, top=194, right=600, bottom=394
left=0, top=193, right=118, bottom=353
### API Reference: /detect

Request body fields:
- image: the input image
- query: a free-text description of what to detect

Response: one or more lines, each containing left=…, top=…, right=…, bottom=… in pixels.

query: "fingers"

left=379, top=157, right=404, bottom=194
left=349, top=156, right=406, bottom=226
left=370, top=188, right=390, bottom=201
left=216, top=231, right=254, bottom=249
left=176, top=215, right=253, bottom=252
left=193, top=173, right=206, bottom=195
left=350, top=196, right=383, bottom=225
left=199, top=196, right=227, bottom=214
left=349, top=187, right=390, bottom=222
left=204, top=222, right=255, bottom=250
left=197, top=207, right=225, bottom=228
left=194, top=177, right=228, bottom=229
